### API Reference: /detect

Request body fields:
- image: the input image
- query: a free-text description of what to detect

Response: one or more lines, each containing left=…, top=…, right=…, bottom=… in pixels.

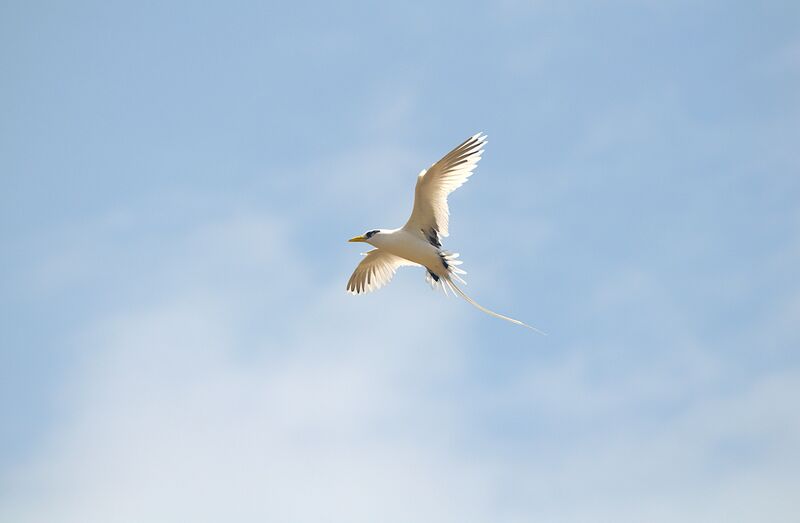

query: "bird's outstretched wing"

left=403, top=133, right=486, bottom=240
left=346, top=249, right=419, bottom=295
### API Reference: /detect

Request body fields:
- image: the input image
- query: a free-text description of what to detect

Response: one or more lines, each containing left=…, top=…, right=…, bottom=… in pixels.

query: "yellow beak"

left=348, top=235, right=367, bottom=243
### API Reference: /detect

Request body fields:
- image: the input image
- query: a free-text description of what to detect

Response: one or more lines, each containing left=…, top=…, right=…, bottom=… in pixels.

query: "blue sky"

left=2, top=0, right=799, bottom=521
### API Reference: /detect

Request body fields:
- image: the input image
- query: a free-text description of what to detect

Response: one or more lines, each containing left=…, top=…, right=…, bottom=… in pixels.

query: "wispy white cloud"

left=3, top=207, right=800, bottom=522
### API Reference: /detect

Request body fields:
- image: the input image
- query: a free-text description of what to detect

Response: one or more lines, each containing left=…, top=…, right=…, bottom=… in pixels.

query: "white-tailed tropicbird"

left=347, top=133, right=544, bottom=333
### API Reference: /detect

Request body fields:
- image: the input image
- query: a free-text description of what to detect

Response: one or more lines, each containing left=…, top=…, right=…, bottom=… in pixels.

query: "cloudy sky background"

left=2, top=0, right=799, bottom=521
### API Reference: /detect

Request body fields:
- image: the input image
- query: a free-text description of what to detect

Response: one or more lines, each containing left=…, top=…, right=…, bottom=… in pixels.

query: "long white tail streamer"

left=445, top=276, right=547, bottom=335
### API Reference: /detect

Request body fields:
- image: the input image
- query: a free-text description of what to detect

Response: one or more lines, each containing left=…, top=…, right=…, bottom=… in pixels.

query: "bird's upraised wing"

left=346, top=249, right=419, bottom=295
left=403, top=133, right=486, bottom=241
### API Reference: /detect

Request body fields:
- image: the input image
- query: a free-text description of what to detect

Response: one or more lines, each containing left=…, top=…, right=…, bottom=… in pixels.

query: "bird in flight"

left=346, top=133, right=544, bottom=333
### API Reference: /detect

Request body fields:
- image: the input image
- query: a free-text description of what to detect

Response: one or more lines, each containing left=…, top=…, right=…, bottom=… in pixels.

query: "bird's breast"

left=379, top=231, right=445, bottom=273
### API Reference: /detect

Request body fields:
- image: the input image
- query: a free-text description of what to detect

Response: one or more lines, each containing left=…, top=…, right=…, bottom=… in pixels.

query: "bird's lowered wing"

left=403, top=133, right=486, bottom=240
left=346, top=249, right=419, bottom=295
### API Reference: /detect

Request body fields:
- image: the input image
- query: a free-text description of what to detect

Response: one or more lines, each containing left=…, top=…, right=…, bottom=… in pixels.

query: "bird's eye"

left=365, top=230, right=378, bottom=238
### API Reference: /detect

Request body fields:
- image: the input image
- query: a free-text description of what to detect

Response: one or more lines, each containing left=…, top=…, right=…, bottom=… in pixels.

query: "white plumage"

left=346, top=249, right=418, bottom=295
left=404, top=131, right=485, bottom=238
left=347, top=133, right=543, bottom=333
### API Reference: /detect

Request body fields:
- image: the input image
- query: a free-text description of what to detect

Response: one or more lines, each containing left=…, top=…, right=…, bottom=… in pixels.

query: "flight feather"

left=346, top=249, right=419, bottom=295
left=403, top=133, right=487, bottom=239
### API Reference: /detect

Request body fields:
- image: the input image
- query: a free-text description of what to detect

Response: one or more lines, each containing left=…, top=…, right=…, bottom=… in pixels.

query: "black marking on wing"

left=439, top=252, right=450, bottom=270
left=423, top=228, right=442, bottom=248
left=427, top=268, right=440, bottom=282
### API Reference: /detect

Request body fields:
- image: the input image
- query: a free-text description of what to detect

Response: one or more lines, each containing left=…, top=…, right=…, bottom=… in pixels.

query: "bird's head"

left=348, top=229, right=382, bottom=245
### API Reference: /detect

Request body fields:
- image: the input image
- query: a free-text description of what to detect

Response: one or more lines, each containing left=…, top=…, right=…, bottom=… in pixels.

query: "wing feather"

left=346, top=249, right=418, bottom=295
left=403, top=132, right=487, bottom=239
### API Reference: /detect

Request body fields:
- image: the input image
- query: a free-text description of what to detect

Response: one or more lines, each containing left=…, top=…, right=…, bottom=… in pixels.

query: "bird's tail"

left=444, top=275, right=546, bottom=335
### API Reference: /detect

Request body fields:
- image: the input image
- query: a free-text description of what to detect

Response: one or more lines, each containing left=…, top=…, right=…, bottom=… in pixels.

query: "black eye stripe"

left=365, top=230, right=379, bottom=238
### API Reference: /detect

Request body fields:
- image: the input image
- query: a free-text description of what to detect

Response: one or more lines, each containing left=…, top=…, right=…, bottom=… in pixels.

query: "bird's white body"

left=366, top=228, right=446, bottom=275
left=346, top=133, right=544, bottom=333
